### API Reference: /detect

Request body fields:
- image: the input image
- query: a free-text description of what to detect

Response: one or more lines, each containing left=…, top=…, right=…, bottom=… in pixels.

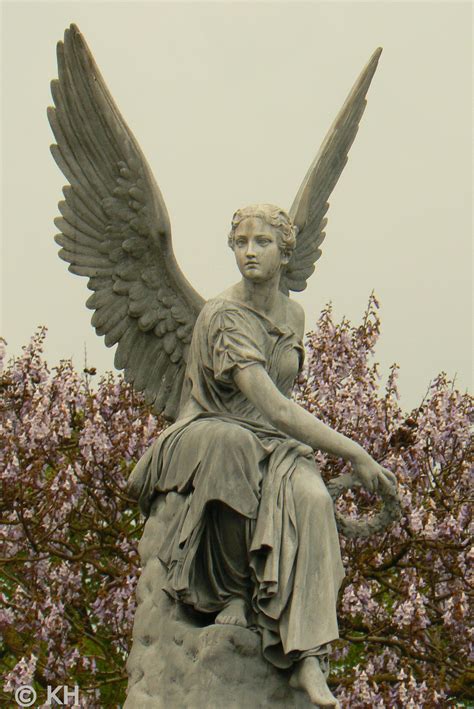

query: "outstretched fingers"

left=380, top=466, right=397, bottom=490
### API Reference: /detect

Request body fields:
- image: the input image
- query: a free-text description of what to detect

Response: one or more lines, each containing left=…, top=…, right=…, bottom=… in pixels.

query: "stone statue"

left=49, top=25, right=400, bottom=708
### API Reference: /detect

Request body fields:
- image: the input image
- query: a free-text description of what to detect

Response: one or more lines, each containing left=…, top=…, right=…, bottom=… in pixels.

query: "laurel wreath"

left=327, top=473, right=402, bottom=539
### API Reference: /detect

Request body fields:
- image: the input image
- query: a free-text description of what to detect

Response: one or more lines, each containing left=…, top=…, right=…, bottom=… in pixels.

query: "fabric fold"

left=128, top=298, right=344, bottom=668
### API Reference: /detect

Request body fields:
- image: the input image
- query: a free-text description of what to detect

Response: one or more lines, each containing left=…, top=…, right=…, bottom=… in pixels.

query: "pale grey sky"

left=1, top=1, right=472, bottom=411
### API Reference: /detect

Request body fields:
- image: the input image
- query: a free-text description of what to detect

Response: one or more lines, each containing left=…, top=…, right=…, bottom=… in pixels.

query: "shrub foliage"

left=1, top=296, right=471, bottom=707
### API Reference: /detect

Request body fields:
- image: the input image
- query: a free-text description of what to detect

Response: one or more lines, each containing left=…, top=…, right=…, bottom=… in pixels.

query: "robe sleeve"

left=209, top=308, right=267, bottom=384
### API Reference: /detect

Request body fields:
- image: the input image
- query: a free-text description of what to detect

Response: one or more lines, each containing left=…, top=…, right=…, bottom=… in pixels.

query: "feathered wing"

left=280, top=48, right=383, bottom=294
left=49, top=24, right=205, bottom=420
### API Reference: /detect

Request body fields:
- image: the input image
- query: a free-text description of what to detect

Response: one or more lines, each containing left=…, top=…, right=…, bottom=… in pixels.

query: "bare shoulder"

left=286, top=298, right=305, bottom=338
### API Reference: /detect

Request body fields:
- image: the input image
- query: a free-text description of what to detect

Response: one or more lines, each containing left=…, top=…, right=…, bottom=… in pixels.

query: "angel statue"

left=49, top=25, right=400, bottom=709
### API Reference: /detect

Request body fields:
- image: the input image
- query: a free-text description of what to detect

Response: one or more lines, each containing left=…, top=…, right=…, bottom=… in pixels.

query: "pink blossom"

left=1, top=304, right=471, bottom=706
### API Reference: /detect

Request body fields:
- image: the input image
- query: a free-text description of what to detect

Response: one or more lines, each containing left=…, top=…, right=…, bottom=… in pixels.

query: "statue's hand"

left=351, top=452, right=397, bottom=494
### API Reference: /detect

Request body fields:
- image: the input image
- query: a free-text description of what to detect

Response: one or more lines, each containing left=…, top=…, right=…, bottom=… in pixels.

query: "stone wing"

left=49, top=24, right=205, bottom=420
left=281, top=48, right=383, bottom=294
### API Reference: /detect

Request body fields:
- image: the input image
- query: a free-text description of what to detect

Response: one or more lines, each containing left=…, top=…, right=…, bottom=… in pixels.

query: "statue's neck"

left=236, top=274, right=282, bottom=318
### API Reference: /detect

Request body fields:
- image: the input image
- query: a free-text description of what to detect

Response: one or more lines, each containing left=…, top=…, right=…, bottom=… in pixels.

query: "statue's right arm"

left=234, top=364, right=396, bottom=493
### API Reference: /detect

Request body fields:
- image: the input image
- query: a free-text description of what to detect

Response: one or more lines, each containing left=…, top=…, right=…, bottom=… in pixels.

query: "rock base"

left=125, top=493, right=312, bottom=708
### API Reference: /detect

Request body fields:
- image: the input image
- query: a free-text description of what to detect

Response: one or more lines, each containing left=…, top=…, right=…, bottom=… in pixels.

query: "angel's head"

left=228, top=204, right=296, bottom=255
left=228, top=204, right=296, bottom=283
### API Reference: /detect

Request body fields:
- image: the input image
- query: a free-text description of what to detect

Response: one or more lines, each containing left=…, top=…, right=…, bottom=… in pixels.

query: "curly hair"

left=228, top=204, right=297, bottom=256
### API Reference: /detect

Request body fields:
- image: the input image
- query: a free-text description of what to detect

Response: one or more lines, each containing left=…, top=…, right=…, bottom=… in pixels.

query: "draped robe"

left=128, top=298, right=345, bottom=668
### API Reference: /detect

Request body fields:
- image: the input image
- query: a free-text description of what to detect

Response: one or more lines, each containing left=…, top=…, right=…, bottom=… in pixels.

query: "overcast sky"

left=1, top=1, right=472, bottom=411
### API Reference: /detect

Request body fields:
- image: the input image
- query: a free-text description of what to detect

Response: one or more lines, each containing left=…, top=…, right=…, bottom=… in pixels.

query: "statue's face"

left=233, top=217, right=289, bottom=283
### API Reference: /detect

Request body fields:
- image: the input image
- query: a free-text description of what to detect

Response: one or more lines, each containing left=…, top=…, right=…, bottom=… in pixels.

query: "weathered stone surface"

left=50, top=29, right=398, bottom=705
left=125, top=493, right=312, bottom=708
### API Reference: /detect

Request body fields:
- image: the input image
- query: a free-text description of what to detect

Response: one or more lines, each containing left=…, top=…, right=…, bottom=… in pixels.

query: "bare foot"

left=289, top=657, right=339, bottom=707
left=215, top=597, right=248, bottom=628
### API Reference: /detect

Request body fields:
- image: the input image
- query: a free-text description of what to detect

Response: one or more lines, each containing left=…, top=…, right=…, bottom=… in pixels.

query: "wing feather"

left=104, top=317, right=130, bottom=348
left=60, top=188, right=106, bottom=232
left=153, top=364, right=177, bottom=413
left=165, top=370, right=185, bottom=419
left=113, top=325, right=139, bottom=369
left=56, top=202, right=102, bottom=240
left=55, top=232, right=101, bottom=256
left=281, top=49, right=382, bottom=294
left=50, top=91, right=110, bottom=205
left=123, top=330, right=154, bottom=385
left=133, top=341, right=163, bottom=392
left=143, top=351, right=170, bottom=406
left=63, top=35, right=120, bottom=178
left=91, top=298, right=128, bottom=330
left=55, top=57, right=111, bottom=198
left=74, top=48, right=124, bottom=162
left=50, top=144, right=101, bottom=212
left=50, top=24, right=205, bottom=420
left=58, top=249, right=113, bottom=270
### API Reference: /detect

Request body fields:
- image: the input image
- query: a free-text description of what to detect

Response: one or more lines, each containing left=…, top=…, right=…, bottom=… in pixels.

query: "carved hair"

left=228, top=204, right=297, bottom=256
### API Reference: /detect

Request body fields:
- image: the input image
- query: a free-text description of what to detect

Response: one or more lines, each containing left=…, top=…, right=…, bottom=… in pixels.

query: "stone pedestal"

left=125, top=493, right=312, bottom=708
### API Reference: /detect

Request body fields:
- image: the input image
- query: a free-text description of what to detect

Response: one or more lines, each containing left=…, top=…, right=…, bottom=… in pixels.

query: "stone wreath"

left=326, top=472, right=402, bottom=539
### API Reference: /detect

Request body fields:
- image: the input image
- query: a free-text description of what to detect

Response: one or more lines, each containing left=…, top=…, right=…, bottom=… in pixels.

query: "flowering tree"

left=1, top=296, right=472, bottom=707
left=0, top=329, right=159, bottom=706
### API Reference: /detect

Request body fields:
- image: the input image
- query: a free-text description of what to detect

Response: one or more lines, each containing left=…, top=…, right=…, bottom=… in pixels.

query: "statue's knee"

left=302, top=480, right=332, bottom=512
left=217, top=422, right=254, bottom=454
left=311, top=486, right=334, bottom=515
left=293, top=466, right=333, bottom=514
